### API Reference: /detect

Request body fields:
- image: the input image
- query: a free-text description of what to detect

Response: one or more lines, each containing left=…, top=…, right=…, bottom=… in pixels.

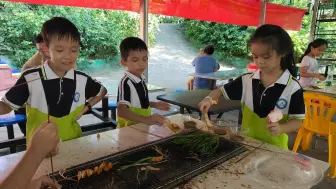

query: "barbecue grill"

left=47, top=132, right=246, bottom=189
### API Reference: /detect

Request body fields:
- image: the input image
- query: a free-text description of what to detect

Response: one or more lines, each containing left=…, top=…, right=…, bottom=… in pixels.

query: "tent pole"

left=259, top=0, right=267, bottom=26
left=309, top=0, right=319, bottom=42
left=140, top=0, right=149, bottom=82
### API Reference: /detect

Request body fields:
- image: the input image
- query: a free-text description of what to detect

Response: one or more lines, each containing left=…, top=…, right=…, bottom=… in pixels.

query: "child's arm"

left=198, top=88, right=224, bottom=112
left=21, top=52, right=41, bottom=72
left=0, top=102, right=12, bottom=115
left=0, top=75, right=30, bottom=115
left=78, top=76, right=107, bottom=119
left=89, top=86, right=107, bottom=105
left=299, top=56, right=325, bottom=80
left=118, top=104, right=165, bottom=125
left=199, top=76, right=244, bottom=112
left=300, top=66, right=321, bottom=78
left=150, top=101, right=170, bottom=111
left=82, top=87, right=107, bottom=115
left=0, top=122, right=60, bottom=189
left=265, top=120, right=302, bottom=136
left=266, top=86, right=305, bottom=136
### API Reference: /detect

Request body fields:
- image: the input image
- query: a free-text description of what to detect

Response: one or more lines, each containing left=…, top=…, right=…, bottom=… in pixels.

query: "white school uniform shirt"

left=299, top=56, right=318, bottom=87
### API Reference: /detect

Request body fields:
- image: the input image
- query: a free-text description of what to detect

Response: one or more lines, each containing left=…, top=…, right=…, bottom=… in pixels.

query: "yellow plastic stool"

left=292, top=92, right=336, bottom=178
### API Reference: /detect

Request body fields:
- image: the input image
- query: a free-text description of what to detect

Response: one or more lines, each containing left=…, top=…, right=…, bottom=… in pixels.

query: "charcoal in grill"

left=47, top=131, right=246, bottom=189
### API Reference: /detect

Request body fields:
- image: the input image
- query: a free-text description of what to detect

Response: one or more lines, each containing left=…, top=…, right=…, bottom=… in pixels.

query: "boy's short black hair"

left=120, top=37, right=148, bottom=60
left=33, top=34, right=43, bottom=45
left=41, top=17, right=80, bottom=46
left=203, top=45, right=215, bottom=55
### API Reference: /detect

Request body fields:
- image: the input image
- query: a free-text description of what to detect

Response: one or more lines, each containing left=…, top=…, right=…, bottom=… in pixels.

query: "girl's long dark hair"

left=248, top=24, right=296, bottom=76
left=299, top=39, right=328, bottom=62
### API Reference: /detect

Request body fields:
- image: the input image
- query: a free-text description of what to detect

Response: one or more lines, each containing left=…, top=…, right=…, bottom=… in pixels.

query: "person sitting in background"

left=299, top=39, right=328, bottom=88
left=21, top=34, right=50, bottom=72
left=187, top=48, right=204, bottom=90
left=192, top=45, right=220, bottom=89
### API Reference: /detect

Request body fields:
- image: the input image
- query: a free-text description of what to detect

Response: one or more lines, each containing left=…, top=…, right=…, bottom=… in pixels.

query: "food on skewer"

left=76, top=161, right=113, bottom=182
left=59, top=169, right=76, bottom=182
left=120, top=145, right=168, bottom=170
left=86, top=169, right=93, bottom=177
left=98, top=162, right=106, bottom=174
left=94, top=166, right=99, bottom=174
left=107, top=162, right=113, bottom=170
left=81, top=170, right=87, bottom=178
left=77, top=171, right=82, bottom=181
left=151, top=145, right=167, bottom=162
left=163, top=119, right=181, bottom=133
left=151, top=156, right=164, bottom=162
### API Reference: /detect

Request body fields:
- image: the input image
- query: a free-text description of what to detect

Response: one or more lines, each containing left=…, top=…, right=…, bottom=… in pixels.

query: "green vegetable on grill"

left=172, top=132, right=220, bottom=154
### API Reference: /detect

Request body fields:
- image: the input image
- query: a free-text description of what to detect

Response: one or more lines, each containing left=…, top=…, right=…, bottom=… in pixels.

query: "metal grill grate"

left=48, top=131, right=246, bottom=189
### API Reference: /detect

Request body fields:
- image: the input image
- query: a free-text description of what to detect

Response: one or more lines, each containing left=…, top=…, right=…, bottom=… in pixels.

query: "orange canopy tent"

left=6, top=0, right=306, bottom=31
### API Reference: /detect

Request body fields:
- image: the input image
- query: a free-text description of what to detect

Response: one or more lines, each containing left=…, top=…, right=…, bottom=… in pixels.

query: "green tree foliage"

left=180, top=0, right=333, bottom=66
left=0, top=2, right=159, bottom=68
left=181, top=19, right=254, bottom=65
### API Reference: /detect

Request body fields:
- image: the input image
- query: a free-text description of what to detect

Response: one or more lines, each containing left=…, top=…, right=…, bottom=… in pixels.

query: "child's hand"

left=146, top=114, right=165, bottom=125
left=45, top=146, right=59, bottom=158
left=27, top=176, right=61, bottom=189
left=198, top=98, right=212, bottom=112
left=76, top=106, right=89, bottom=120
left=265, top=122, right=281, bottom=136
left=152, top=101, right=171, bottom=111
left=315, top=74, right=326, bottom=81
left=29, top=122, right=60, bottom=158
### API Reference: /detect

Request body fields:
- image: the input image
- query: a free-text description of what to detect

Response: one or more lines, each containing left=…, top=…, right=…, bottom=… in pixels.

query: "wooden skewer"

left=0, top=77, right=42, bottom=92
left=233, top=140, right=286, bottom=154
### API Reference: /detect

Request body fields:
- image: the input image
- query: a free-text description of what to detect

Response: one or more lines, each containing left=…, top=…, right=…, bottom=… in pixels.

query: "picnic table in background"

left=157, top=89, right=242, bottom=123
left=93, top=83, right=166, bottom=120
left=147, top=83, right=166, bottom=92
left=189, top=69, right=247, bottom=89
left=303, top=81, right=336, bottom=97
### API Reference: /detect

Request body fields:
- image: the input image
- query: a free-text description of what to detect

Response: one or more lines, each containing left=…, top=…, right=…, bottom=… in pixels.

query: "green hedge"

left=180, top=0, right=315, bottom=67
left=0, top=2, right=159, bottom=68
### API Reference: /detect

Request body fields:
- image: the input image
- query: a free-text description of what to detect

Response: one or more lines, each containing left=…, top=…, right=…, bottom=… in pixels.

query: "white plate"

left=242, top=154, right=324, bottom=189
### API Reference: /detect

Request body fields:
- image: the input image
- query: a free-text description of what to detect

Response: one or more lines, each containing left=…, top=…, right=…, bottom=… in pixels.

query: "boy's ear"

left=120, top=59, right=126, bottom=66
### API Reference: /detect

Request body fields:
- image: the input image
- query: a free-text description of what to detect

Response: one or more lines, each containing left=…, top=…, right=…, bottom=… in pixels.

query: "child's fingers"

left=270, top=130, right=280, bottom=136
left=265, top=122, right=276, bottom=128
left=199, top=104, right=207, bottom=112
left=269, top=126, right=278, bottom=132
left=266, top=124, right=278, bottom=131
left=33, top=121, right=49, bottom=134
left=156, top=119, right=163, bottom=125
left=40, top=176, right=62, bottom=189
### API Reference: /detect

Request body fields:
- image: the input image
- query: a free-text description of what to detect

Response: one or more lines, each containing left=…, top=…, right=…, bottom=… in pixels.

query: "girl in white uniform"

left=299, top=39, right=328, bottom=87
